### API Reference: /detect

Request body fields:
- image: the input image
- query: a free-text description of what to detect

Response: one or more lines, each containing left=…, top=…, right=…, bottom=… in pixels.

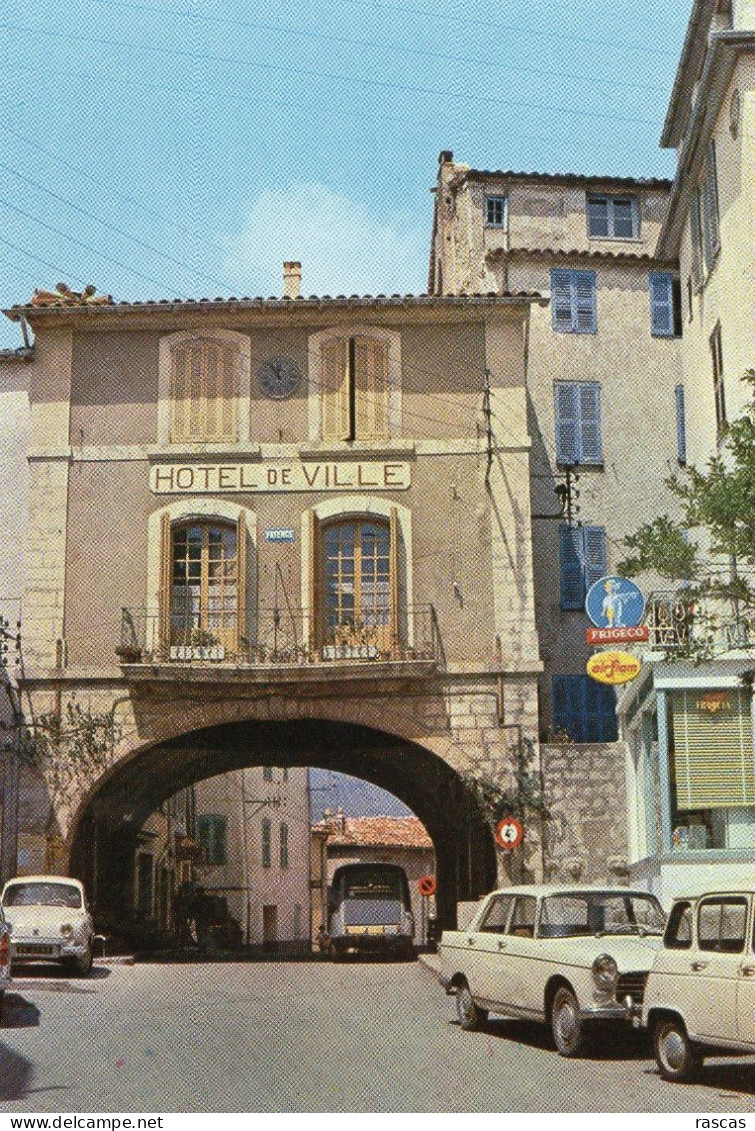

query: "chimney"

left=337, top=805, right=346, bottom=834
left=283, top=261, right=301, bottom=299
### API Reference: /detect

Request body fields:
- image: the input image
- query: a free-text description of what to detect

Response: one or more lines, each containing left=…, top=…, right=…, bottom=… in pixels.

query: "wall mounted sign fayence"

left=150, top=461, right=411, bottom=494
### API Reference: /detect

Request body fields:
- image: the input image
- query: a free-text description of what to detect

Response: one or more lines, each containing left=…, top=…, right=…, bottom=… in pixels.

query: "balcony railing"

left=645, top=590, right=752, bottom=653
left=117, top=605, right=443, bottom=670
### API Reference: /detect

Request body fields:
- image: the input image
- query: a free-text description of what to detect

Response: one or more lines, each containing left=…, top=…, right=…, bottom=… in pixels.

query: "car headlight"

left=60, top=923, right=74, bottom=936
left=592, top=953, right=619, bottom=992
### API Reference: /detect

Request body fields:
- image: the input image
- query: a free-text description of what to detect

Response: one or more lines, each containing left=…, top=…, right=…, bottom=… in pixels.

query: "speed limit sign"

left=495, top=816, right=524, bottom=850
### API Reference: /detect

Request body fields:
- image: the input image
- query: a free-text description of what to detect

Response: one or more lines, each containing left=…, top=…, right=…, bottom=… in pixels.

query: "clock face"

left=258, top=356, right=302, bottom=399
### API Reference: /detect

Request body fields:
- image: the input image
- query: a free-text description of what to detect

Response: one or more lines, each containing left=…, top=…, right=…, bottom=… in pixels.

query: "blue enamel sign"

left=585, top=575, right=646, bottom=629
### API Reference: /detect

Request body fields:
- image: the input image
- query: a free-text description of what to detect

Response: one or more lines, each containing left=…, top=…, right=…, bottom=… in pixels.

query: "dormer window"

left=587, top=194, right=638, bottom=240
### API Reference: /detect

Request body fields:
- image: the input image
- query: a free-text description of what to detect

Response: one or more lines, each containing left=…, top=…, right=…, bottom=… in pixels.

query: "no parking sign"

left=495, top=817, right=524, bottom=850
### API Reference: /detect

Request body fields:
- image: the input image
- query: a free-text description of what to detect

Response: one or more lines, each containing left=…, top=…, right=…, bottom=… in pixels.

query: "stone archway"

left=68, top=717, right=497, bottom=935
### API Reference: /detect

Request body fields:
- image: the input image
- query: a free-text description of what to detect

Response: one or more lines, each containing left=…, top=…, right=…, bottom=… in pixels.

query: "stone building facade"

left=0, top=281, right=547, bottom=930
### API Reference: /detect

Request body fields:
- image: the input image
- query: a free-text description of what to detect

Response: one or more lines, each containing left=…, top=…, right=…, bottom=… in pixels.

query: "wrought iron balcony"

left=645, top=590, right=752, bottom=652
left=117, top=605, right=443, bottom=670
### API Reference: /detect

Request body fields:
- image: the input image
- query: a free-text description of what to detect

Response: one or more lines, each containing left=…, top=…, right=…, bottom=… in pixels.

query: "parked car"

left=0, top=908, right=12, bottom=1016
left=1, top=875, right=94, bottom=976
left=439, top=884, right=666, bottom=1056
left=643, top=889, right=755, bottom=1081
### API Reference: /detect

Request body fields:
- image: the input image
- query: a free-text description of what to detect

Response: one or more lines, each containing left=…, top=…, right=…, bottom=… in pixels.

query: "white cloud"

left=224, top=183, right=428, bottom=298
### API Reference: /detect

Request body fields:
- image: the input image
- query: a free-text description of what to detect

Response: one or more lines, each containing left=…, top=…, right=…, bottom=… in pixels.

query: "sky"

left=0, top=0, right=691, bottom=350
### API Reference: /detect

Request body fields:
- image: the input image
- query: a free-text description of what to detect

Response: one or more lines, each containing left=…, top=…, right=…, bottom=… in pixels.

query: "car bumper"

left=580, top=999, right=642, bottom=1022
left=12, top=937, right=89, bottom=961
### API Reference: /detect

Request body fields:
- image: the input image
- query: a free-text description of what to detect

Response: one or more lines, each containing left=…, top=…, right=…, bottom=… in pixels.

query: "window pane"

left=613, top=199, right=635, bottom=237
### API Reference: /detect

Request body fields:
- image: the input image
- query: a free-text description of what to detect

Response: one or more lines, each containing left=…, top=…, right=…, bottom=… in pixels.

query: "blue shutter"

left=551, top=269, right=574, bottom=331
left=583, top=526, right=606, bottom=591
left=584, top=678, right=618, bottom=741
left=650, top=271, right=674, bottom=337
left=559, top=524, right=585, bottom=609
left=554, top=382, right=580, bottom=463
left=573, top=270, right=597, bottom=333
left=675, top=384, right=687, bottom=464
left=551, top=675, right=572, bottom=736
left=578, top=382, right=603, bottom=463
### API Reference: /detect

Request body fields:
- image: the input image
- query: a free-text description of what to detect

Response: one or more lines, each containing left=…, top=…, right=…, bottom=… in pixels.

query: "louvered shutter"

left=551, top=676, right=571, bottom=735
left=354, top=336, right=389, bottom=439
left=702, top=141, right=721, bottom=271
left=573, top=270, right=597, bottom=333
left=170, top=345, right=190, bottom=441
left=389, top=506, right=399, bottom=652
left=305, top=510, right=320, bottom=653
left=671, top=689, right=755, bottom=809
left=578, top=383, right=602, bottom=463
left=559, top=524, right=585, bottom=609
left=583, top=525, right=606, bottom=590
left=675, top=384, right=687, bottom=464
left=321, top=338, right=350, bottom=440
left=585, top=678, right=618, bottom=742
left=690, top=193, right=704, bottom=287
left=554, top=382, right=580, bottom=463
left=650, top=272, right=673, bottom=337
left=158, top=513, right=172, bottom=653
left=235, top=511, right=247, bottom=655
left=551, top=269, right=574, bottom=331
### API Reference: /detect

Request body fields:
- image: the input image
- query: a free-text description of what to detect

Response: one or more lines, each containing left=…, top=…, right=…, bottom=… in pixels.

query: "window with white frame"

left=550, top=269, right=597, bottom=334
left=484, top=195, right=507, bottom=228
left=587, top=194, right=638, bottom=239
left=554, top=381, right=603, bottom=465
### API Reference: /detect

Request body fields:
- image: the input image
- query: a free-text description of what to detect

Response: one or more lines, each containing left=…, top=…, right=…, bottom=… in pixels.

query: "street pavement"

left=0, top=957, right=752, bottom=1113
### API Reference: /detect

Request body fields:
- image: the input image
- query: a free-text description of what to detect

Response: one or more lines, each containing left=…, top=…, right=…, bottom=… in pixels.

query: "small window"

left=664, top=901, right=693, bottom=950
left=559, top=524, right=606, bottom=610
left=554, top=381, right=602, bottom=465
left=551, top=674, right=618, bottom=743
left=508, top=895, right=537, bottom=938
left=550, top=269, right=597, bottom=334
left=710, top=322, right=726, bottom=437
left=587, top=194, right=638, bottom=239
left=280, top=823, right=289, bottom=869
left=196, top=814, right=227, bottom=866
left=261, top=818, right=272, bottom=868
left=479, top=894, right=513, bottom=934
left=649, top=272, right=682, bottom=338
left=698, top=896, right=747, bottom=954
left=675, top=385, right=687, bottom=465
left=484, top=195, right=507, bottom=228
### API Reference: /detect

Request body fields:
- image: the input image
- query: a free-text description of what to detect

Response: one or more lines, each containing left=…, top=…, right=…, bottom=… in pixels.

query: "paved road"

left=0, top=959, right=753, bottom=1112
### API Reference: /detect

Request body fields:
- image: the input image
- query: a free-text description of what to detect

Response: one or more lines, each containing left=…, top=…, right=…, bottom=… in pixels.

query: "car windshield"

left=3, top=882, right=82, bottom=909
left=539, top=892, right=665, bottom=938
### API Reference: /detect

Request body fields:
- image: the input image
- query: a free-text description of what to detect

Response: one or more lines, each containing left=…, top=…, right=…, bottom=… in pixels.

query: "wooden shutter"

left=354, top=337, right=389, bottom=439
left=578, top=382, right=602, bottom=463
left=554, top=382, right=579, bottom=463
left=650, top=271, right=673, bottom=337
left=671, top=689, right=755, bottom=809
left=702, top=141, right=721, bottom=271
left=389, top=506, right=399, bottom=651
left=550, top=269, right=574, bottom=331
left=236, top=511, right=247, bottom=655
left=583, top=525, right=606, bottom=591
left=573, top=270, right=597, bottom=333
left=158, top=513, right=172, bottom=653
left=559, top=524, right=585, bottom=610
left=584, top=677, right=618, bottom=742
left=321, top=338, right=350, bottom=440
left=170, top=345, right=190, bottom=441
left=675, top=384, right=687, bottom=464
left=305, top=510, right=320, bottom=653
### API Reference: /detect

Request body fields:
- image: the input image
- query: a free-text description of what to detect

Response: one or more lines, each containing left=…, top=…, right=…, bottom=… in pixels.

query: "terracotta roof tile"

left=312, top=815, right=433, bottom=849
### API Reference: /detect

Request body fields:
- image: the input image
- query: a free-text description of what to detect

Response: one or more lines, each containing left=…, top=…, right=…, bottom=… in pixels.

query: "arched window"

left=318, top=516, right=398, bottom=656
left=170, top=336, right=240, bottom=442
left=168, top=521, right=239, bottom=652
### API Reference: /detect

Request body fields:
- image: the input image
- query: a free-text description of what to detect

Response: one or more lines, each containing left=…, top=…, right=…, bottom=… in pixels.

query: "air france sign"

left=585, top=575, right=646, bottom=631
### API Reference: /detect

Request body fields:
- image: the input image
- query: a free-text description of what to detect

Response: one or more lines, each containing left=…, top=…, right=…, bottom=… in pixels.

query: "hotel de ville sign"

left=150, top=460, right=411, bottom=494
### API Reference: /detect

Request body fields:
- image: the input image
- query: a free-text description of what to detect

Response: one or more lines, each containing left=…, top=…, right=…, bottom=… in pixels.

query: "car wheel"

left=73, top=946, right=93, bottom=977
left=455, top=981, right=487, bottom=1031
left=550, top=985, right=587, bottom=1057
left=653, top=1015, right=703, bottom=1082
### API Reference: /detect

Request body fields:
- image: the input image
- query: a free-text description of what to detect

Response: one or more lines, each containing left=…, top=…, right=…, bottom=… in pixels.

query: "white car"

left=439, top=884, right=666, bottom=1056
left=1, top=875, right=95, bottom=976
left=643, top=889, right=755, bottom=1081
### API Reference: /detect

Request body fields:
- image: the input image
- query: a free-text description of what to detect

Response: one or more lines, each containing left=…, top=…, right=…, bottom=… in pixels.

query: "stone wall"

left=541, top=741, right=629, bottom=884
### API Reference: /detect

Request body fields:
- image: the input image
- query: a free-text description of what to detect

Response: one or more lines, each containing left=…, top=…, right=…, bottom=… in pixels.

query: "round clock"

left=258, top=356, right=302, bottom=399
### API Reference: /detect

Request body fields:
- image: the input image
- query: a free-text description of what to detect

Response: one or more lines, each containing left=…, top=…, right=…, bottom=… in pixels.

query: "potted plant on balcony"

left=189, top=627, right=223, bottom=661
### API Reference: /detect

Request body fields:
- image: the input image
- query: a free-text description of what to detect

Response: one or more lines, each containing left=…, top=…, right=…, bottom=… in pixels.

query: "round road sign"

left=495, top=817, right=524, bottom=850
left=418, top=874, right=436, bottom=897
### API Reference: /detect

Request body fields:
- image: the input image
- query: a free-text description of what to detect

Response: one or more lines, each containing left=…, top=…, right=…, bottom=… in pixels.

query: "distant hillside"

left=309, top=769, right=412, bottom=818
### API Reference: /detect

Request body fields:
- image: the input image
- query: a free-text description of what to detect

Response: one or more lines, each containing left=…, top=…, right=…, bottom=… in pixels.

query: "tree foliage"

left=462, top=736, right=548, bottom=826
left=617, top=373, right=755, bottom=653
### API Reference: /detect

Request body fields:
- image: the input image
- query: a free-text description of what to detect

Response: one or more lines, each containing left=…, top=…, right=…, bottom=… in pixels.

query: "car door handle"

left=691, top=961, right=709, bottom=971
left=467, top=938, right=475, bottom=946
left=741, top=965, right=755, bottom=976
left=497, top=940, right=507, bottom=950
